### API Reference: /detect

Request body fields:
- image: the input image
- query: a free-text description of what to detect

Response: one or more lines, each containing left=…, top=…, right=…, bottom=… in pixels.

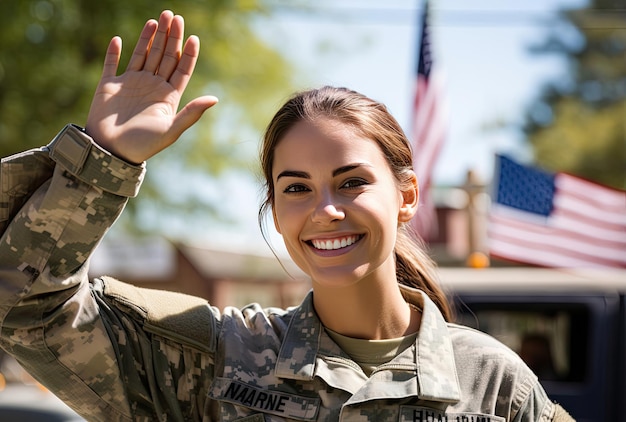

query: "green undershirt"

left=326, top=328, right=417, bottom=376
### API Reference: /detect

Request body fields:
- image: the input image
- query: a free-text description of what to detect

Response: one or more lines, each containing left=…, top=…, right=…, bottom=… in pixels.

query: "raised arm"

left=0, top=11, right=218, bottom=420
left=0, top=10, right=218, bottom=283
left=86, top=10, right=218, bottom=164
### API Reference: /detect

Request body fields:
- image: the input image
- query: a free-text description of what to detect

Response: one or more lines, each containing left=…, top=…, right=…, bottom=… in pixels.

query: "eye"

left=341, top=178, right=368, bottom=189
left=283, top=184, right=310, bottom=194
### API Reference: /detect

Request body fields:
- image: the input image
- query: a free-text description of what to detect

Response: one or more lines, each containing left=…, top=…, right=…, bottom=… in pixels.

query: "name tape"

left=209, top=377, right=320, bottom=420
left=400, top=406, right=506, bottom=422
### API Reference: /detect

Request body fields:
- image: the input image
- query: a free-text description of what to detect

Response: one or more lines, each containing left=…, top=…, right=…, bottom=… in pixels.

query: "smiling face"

left=271, top=117, right=417, bottom=289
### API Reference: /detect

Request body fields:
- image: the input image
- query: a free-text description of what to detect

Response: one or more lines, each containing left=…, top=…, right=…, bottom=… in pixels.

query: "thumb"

left=171, top=95, right=219, bottom=138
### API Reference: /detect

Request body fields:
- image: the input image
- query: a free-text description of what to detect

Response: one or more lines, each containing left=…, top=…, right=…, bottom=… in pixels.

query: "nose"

left=311, top=192, right=345, bottom=225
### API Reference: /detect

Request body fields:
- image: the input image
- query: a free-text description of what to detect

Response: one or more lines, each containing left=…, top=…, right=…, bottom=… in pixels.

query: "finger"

left=171, top=96, right=219, bottom=139
left=126, top=19, right=158, bottom=72
left=169, top=35, right=200, bottom=93
left=156, top=15, right=185, bottom=80
left=144, top=10, right=174, bottom=74
left=101, top=36, right=122, bottom=79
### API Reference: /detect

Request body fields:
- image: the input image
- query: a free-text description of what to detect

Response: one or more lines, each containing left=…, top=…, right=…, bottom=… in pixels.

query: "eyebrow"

left=276, top=170, right=309, bottom=180
left=276, top=164, right=369, bottom=181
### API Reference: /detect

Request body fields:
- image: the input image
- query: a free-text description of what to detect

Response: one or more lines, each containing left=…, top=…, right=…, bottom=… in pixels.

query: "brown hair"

left=258, top=86, right=453, bottom=321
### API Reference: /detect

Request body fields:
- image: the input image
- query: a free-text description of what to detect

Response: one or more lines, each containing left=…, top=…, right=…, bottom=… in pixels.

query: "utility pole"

left=463, top=169, right=489, bottom=268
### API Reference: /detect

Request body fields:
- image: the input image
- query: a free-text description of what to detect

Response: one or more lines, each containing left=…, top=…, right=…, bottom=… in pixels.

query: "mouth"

left=308, top=234, right=364, bottom=251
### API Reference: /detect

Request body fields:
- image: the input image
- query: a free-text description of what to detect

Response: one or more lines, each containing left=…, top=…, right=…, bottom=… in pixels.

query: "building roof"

left=89, top=236, right=308, bottom=283
left=179, top=243, right=307, bottom=282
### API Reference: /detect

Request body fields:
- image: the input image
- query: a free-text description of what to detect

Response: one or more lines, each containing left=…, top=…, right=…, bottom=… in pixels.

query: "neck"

left=312, top=277, right=421, bottom=340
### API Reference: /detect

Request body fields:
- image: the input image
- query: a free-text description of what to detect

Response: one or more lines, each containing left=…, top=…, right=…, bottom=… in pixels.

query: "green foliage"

left=522, top=0, right=626, bottom=189
left=0, top=0, right=298, bottom=236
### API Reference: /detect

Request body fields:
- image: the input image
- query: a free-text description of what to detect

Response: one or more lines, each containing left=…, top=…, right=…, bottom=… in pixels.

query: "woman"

left=0, top=10, right=572, bottom=421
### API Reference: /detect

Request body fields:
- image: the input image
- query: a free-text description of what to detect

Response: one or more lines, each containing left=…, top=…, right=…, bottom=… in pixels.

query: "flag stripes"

left=488, top=155, right=626, bottom=268
left=410, top=1, right=446, bottom=241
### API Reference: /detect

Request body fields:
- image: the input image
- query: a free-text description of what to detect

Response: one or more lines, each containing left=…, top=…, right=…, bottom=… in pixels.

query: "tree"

left=522, top=0, right=625, bottom=189
left=0, top=0, right=298, bottom=235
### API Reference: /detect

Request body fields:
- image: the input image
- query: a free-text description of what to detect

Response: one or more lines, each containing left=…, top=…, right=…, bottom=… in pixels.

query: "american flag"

left=410, top=0, right=446, bottom=241
left=488, top=155, right=626, bottom=268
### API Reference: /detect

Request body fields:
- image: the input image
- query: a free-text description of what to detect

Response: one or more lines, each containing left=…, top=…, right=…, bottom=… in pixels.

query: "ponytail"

left=395, top=228, right=453, bottom=322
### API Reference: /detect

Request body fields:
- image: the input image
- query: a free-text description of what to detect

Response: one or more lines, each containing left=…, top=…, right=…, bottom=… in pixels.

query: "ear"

left=272, top=207, right=282, bottom=234
left=398, top=171, right=419, bottom=223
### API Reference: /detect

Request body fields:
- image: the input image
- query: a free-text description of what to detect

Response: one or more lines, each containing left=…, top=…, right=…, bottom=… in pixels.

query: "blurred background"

left=2, top=0, right=623, bottom=251
left=0, top=0, right=624, bottom=420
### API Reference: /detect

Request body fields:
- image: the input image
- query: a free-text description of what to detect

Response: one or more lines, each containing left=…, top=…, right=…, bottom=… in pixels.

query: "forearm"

left=0, top=124, right=145, bottom=320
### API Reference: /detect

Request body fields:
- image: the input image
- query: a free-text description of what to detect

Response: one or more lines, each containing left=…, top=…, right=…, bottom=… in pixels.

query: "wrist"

left=48, top=124, right=146, bottom=197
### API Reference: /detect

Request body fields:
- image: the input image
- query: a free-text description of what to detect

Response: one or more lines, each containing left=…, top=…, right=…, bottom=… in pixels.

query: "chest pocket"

left=209, top=377, right=320, bottom=421
left=400, top=406, right=506, bottom=422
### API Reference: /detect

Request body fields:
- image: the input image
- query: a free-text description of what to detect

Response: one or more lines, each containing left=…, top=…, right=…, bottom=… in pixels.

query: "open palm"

left=86, top=11, right=218, bottom=164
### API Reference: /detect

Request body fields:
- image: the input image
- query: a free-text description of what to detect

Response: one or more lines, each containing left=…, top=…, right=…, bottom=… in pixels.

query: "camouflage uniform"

left=0, top=125, right=558, bottom=421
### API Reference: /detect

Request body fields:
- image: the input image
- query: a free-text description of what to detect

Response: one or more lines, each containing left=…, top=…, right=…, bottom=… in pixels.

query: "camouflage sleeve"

left=0, top=124, right=145, bottom=420
left=511, top=379, right=556, bottom=422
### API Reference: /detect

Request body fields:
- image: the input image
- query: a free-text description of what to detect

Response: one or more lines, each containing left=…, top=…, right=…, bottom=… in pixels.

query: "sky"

left=189, top=0, right=589, bottom=251
left=257, top=0, right=587, bottom=185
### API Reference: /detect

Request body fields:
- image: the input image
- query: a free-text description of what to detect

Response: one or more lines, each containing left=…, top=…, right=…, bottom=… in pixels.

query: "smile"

left=309, top=235, right=363, bottom=251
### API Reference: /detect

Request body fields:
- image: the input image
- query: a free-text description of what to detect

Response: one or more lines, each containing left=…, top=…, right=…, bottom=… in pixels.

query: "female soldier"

left=0, top=10, right=573, bottom=422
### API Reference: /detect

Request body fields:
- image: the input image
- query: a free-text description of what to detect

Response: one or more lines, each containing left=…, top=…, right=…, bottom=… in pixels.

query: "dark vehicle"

left=440, top=267, right=626, bottom=422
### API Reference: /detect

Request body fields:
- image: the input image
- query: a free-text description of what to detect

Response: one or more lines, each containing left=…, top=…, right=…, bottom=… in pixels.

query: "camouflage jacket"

left=0, top=125, right=558, bottom=421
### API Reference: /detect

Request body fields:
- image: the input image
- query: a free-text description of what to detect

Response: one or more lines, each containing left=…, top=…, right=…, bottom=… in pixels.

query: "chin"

left=309, top=266, right=370, bottom=290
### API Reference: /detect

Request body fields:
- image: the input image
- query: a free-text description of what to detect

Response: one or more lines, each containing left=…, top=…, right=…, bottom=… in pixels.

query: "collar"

left=399, top=285, right=461, bottom=402
left=275, top=286, right=461, bottom=403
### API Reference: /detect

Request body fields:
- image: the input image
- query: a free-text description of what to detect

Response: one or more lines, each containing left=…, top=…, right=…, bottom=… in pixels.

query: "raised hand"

left=85, top=10, right=218, bottom=164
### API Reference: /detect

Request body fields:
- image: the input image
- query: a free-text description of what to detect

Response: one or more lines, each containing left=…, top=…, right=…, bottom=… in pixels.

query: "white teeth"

left=312, top=235, right=360, bottom=250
